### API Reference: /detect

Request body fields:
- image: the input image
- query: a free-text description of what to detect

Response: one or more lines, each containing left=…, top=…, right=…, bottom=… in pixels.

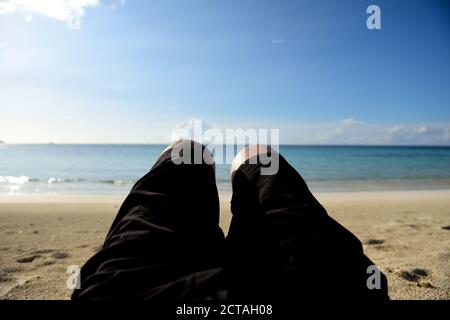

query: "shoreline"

left=1, top=188, right=450, bottom=201
left=3, top=178, right=450, bottom=197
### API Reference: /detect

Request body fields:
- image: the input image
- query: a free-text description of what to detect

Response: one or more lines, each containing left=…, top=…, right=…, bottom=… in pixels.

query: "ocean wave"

left=0, top=176, right=87, bottom=185
left=97, top=179, right=135, bottom=185
left=0, top=176, right=30, bottom=185
left=0, top=176, right=134, bottom=186
left=47, top=177, right=84, bottom=184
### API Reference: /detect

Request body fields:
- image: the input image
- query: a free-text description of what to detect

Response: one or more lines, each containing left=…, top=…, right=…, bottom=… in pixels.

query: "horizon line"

left=1, top=142, right=450, bottom=148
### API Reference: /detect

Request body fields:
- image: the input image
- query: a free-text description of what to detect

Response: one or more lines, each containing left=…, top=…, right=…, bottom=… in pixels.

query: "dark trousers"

left=72, top=144, right=388, bottom=300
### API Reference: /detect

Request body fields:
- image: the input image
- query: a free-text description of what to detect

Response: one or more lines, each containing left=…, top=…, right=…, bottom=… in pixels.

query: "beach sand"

left=0, top=190, right=449, bottom=300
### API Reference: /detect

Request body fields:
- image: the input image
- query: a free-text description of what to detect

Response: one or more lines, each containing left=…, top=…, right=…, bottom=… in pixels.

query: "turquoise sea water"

left=1, top=144, right=450, bottom=195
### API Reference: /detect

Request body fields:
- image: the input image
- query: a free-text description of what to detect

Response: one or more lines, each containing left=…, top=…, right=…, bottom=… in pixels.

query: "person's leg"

left=226, top=145, right=388, bottom=300
left=72, top=140, right=226, bottom=300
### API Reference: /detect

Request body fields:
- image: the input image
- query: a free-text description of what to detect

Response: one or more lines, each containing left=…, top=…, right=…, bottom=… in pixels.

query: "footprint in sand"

left=366, top=239, right=385, bottom=245
left=396, top=268, right=431, bottom=282
left=410, top=268, right=429, bottom=277
left=51, top=252, right=70, bottom=259
left=16, top=249, right=70, bottom=263
left=16, top=255, right=42, bottom=263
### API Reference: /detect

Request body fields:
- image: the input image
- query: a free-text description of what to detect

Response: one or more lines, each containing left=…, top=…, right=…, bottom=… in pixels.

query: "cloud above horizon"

left=273, top=118, right=450, bottom=145
left=175, top=118, right=450, bottom=146
left=0, top=0, right=125, bottom=29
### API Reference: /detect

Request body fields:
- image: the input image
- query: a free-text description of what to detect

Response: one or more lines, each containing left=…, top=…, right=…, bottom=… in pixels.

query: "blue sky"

left=0, top=0, right=449, bottom=144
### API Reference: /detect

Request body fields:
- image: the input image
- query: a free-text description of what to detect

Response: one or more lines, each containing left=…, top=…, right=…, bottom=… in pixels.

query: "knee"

left=231, top=145, right=279, bottom=179
left=165, top=139, right=215, bottom=168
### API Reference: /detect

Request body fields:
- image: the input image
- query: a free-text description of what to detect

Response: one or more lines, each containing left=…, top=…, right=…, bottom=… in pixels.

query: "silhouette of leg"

left=226, top=145, right=388, bottom=300
left=72, top=140, right=226, bottom=300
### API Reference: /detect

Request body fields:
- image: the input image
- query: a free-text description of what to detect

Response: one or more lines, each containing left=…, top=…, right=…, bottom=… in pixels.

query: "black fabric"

left=225, top=154, right=388, bottom=300
left=72, top=145, right=388, bottom=300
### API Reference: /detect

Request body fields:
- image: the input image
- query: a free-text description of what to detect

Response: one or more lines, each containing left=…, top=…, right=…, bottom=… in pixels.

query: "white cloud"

left=416, top=125, right=428, bottom=134
left=340, top=117, right=358, bottom=126
left=24, top=13, right=31, bottom=22
left=297, top=120, right=450, bottom=145
left=381, top=123, right=450, bottom=144
left=0, top=0, right=102, bottom=29
left=215, top=118, right=450, bottom=146
left=444, top=129, right=450, bottom=142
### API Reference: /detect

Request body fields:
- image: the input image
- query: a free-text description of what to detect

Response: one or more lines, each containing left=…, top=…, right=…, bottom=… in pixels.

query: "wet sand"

left=0, top=190, right=449, bottom=300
